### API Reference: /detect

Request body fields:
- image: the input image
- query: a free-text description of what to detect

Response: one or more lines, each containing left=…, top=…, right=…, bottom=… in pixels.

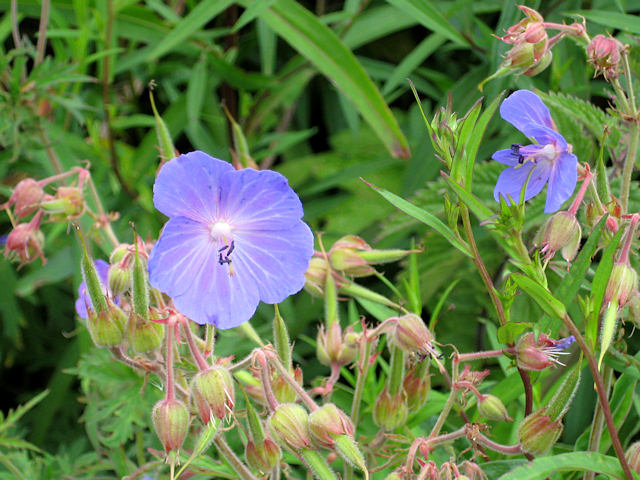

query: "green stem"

left=214, top=434, right=259, bottom=480
left=429, top=386, right=458, bottom=438
left=583, top=364, right=614, bottom=480
left=387, top=346, right=405, bottom=396
left=350, top=333, right=373, bottom=426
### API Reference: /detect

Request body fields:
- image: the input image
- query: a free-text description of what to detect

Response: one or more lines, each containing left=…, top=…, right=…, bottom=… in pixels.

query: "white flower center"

left=210, top=221, right=232, bottom=241
left=536, top=144, right=557, bottom=162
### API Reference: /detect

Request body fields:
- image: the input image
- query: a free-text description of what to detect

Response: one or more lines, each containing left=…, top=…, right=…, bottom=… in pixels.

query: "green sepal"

left=132, top=233, right=149, bottom=320
left=80, top=237, right=108, bottom=314
left=149, top=89, right=175, bottom=163
left=273, top=305, right=292, bottom=371
left=300, top=449, right=339, bottom=480
left=546, top=360, right=581, bottom=421
left=334, top=435, right=368, bottom=478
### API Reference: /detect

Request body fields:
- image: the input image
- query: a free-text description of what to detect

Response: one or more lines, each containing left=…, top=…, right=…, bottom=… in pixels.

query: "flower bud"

left=384, top=473, right=403, bottom=480
left=108, top=262, right=132, bottom=297
left=268, top=403, right=311, bottom=451
left=5, top=222, right=46, bottom=266
left=2, top=178, right=44, bottom=218
left=605, top=263, right=638, bottom=307
left=625, top=441, right=640, bottom=473
left=245, top=437, right=282, bottom=474
left=587, top=34, right=624, bottom=80
left=391, top=314, right=434, bottom=356
left=316, top=323, right=357, bottom=367
left=517, top=409, right=563, bottom=455
left=373, top=388, right=408, bottom=431
left=309, top=404, right=354, bottom=448
left=515, top=332, right=573, bottom=371
left=329, top=235, right=376, bottom=277
left=477, top=394, right=512, bottom=422
left=40, top=186, right=85, bottom=220
left=403, top=363, right=431, bottom=412
left=272, top=366, right=303, bottom=404
left=537, top=211, right=581, bottom=262
left=87, top=308, right=124, bottom=348
left=126, top=313, right=163, bottom=352
left=191, top=366, right=235, bottom=424
left=459, top=461, right=488, bottom=480
left=305, top=256, right=329, bottom=297
left=152, top=398, right=190, bottom=453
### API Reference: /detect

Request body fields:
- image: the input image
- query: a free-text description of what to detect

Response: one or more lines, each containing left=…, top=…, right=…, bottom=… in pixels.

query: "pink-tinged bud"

left=625, top=441, right=640, bottom=473
left=151, top=398, right=190, bottom=453
left=2, top=178, right=44, bottom=218
left=537, top=211, right=581, bottom=262
left=316, top=323, right=357, bottom=367
left=477, top=394, right=512, bottom=422
left=515, top=332, right=574, bottom=371
left=40, top=186, right=85, bottom=220
left=5, top=222, right=46, bottom=266
left=191, top=366, right=235, bottom=424
left=267, top=403, right=311, bottom=451
left=126, top=313, right=164, bottom=352
left=87, top=307, right=124, bottom=348
left=517, top=409, right=563, bottom=455
left=523, top=48, right=553, bottom=76
left=391, top=314, right=435, bottom=356
left=384, top=473, right=402, bottom=480
left=273, top=366, right=303, bottom=404
left=587, top=34, right=624, bottom=80
left=417, top=461, right=439, bottom=480
left=329, top=235, right=375, bottom=277
left=373, top=387, right=408, bottom=431
left=605, top=263, right=638, bottom=307
left=308, top=404, right=354, bottom=449
left=304, top=256, right=329, bottom=297
left=459, top=461, right=488, bottom=480
left=245, top=437, right=282, bottom=474
left=403, top=364, right=431, bottom=412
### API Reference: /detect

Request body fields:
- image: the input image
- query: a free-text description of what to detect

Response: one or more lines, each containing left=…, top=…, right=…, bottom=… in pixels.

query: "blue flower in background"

left=75, top=259, right=111, bottom=318
left=492, top=90, right=578, bottom=213
left=148, top=151, right=314, bottom=329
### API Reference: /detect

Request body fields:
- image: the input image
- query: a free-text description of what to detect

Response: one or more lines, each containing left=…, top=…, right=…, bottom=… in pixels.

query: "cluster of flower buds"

left=587, top=34, right=625, bottom=80
left=2, top=168, right=89, bottom=266
left=498, top=6, right=551, bottom=76
left=316, top=322, right=358, bottom=367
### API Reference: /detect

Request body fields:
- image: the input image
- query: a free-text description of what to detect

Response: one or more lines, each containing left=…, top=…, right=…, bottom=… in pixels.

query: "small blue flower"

left=75, top=259, right=111, bottom=318
left=493, top=90, right=578, bottom=213
left=148, top=151, right=314, bottom=329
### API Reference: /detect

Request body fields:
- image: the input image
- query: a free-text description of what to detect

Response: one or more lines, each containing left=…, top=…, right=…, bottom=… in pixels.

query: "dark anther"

left=218, top=245, right=229, bottom=252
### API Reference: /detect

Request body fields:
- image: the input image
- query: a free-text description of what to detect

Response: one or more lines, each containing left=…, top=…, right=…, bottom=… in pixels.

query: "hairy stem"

left=214, top=434, right=259, bottom=480
left=621, top=122, right=639, bottom=214
left=583, top=364, right=614, bottom=480
left=34, top=0, right=50, bottom=66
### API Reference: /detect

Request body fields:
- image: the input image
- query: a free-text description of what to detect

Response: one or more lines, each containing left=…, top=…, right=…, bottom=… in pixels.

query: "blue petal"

left=233, top=221, right=314, bottom=304
left=153, top=151, right=234, bottom=222
left=520, top=125, right=568, bottom=150
left=545, top=152, right=578, bottom=213
left=492, top=149, right=519, bottom=166
left=148, top=216, right=261, bottom=328
left=500, top=90, right=555, bottom=134
left=219, top=168, right=305, bottom=230
left=493, top=162, right=550, bottom=205
left=76, top=259, right=110, bottom=318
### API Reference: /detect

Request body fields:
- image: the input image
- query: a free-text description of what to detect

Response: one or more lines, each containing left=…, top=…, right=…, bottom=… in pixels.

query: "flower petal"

left=148, top=216, right=261, bottom=328
left=219, top=168, right=304, bottom=230
left=500, top=90, right=555, bottom=134
left=153, top=151, right=234, bottom=222
left=520, top=125, right=568, bottom=150
left=233, top=221, right=314, bottom=304
left=493, top=162, right=550, bottom=205
left=492, top=148, right=519, bottom=166
left=545, top=152, right=578, bottom=213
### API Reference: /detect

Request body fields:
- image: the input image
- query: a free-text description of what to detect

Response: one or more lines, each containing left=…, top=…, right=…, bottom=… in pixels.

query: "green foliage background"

left=1, top=0, right=640, bottom=478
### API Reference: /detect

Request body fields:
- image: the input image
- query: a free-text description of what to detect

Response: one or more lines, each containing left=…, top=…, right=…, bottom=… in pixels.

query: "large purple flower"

left=493, top=90, right=577, bottom=213
left=75, top=259, right=110, bottom=319
left=148, top=151, right=314, bottom=329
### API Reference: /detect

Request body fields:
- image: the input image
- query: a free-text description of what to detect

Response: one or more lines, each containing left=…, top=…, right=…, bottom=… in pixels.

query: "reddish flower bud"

left=403, top=364, right=431, bottom=412
left=515, top=333, right=574, bottom=371
left=459, top=461, right=488, bottom=480
left=126, top=313, right=164, bottom=353
left=308, top=404, right=354, bottom=449
left=587, top=34, right=624, bottom=80
left=40, top=186, right=85, bottom=220
left=391, top=314, right=435, bottom=356
left=267, top=403, right=311, bottom=451
left=517, top=409, right=563, bottom=455
left=625, top=441, right=640, bottom=474
left=191, top=366, right=235, bottom=424
left=477, top=394, right=512, bottom=422
left=316, top=322, right=357, bottom=367
left=304, top=256, right=329, bottom=297
left=537, top=211, right=581, bottom=262
left=5, top=221, right=46, bottom=266
left=152, top=398, right=190, bottom=453
left=245, top=437, right=282, bottom=474
left=2, top=178, right=44, bottom=218
left=373, top=387, right=408, bottom=431
left=605, top=263, right=638, bottom=307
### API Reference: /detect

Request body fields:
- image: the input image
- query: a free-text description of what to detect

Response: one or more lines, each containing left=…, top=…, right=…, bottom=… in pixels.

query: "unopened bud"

left=309, top=404, right=354, bottom=448
left=152, top=398, right=190, bottom=453
left=587, top=34, right=624, bottom=80
left=373, top=388, right=408, bottom=431
left=305, top=256, right=329, bottom=297
left=245, top=437, right=282, bottom=474
left=537, top=211, right=581, bottom=262
left=41, top=186, right=84, bottom=220
left=127, top=313, right=163, bottom=352
left=268, top=403, right=311, bottom=450
left=329, top=235, right=375, bottom=277
left=391, top=314, right=434, bottom=356
left=515, top=333, right=573, bottom=371
left=191, top=366, right=235, bottom=424
left=5, top=222, right=46, bottom=266
left=517, top=409, right=563, bottom=455
left=108, top=262, right=132, bottom=297
left=3, top=178, right=44, bottom=218
left=605, top=263, right=638, bottom=307
left=403, top=363, right=431, bottom=412
left=317, top=323, right=357, bottom=367
left=459, top=461, right=488, bottom=480
left=273, top=367, right=303, bottom=404
left=625, top=441, right=640, bottom=474
left=87, top=308, right=124, bottom=348
left=477, top=394, right=512, bottom=422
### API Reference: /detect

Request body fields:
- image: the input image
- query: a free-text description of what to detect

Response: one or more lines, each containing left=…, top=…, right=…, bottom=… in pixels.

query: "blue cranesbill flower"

left=492, top=90, right=577, bottom=213
left=75, top=259, right=111, bottom=318
left=148, top=151, right=314, bottom=329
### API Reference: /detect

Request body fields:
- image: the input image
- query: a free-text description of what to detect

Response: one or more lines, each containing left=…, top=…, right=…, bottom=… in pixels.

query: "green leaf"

left=498, top=451, right=635, bottom=480
left=367, top=180, right=472, bottom=257
left=511, top=274, right=566, bottom=320
left=0, top=390, right=49, bottom=435
left=246, top=0, right=410, bottom=158
left=574, top=10, right=640, bottom=35
left=387, top=0, right=469, bottom=46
